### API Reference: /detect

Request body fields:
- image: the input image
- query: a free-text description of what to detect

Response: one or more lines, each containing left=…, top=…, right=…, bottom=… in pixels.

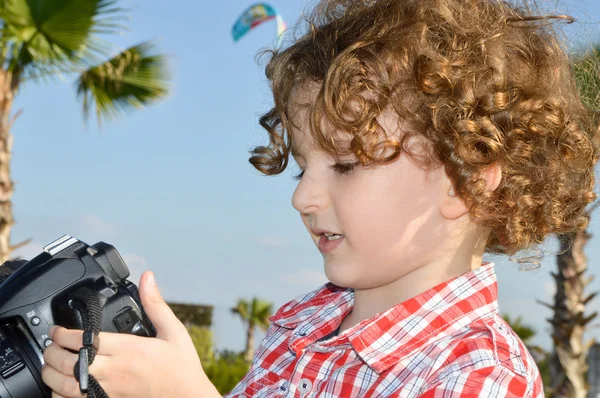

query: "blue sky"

left=7, top=0, right=600, bottom=354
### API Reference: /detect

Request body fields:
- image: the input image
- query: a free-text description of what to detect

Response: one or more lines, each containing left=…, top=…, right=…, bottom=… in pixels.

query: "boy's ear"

left=440, top=163, right=502, bottom=220
left=483, top=162, right=502, bottom=192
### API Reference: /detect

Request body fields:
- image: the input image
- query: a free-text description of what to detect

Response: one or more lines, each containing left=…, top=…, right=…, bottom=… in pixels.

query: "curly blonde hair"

left=249, top=0, right=599, bottom=256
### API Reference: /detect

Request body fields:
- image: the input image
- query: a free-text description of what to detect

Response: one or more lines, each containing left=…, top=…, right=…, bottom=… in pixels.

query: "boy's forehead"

left=287, top=83, right=325, bottom=157
left=289, top=125, right=318, bottom=158
left=289, top=81, right=320, bottom=103
left=286, top=81, right=413, bottom=159
left=287, top=83, right=318, bottom=122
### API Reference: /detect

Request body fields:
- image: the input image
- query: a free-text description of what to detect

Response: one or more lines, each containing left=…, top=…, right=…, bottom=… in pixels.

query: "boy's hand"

left=41, top=271, right=220, bottom=398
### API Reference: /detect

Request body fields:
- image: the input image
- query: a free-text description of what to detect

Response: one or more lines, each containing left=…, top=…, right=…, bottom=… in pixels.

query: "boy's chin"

left=324, top=262, right=368, bottom=289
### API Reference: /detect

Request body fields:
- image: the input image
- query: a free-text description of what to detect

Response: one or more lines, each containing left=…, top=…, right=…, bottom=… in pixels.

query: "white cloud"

left=80, top=214, right=118, bottom=238
left=122, top=253, right=148, bottom=268
left=121, top=253, right=149, bottom=285
left=253, top=235, right=290, bottom=249
left=281, top=268, right=327, bottom=286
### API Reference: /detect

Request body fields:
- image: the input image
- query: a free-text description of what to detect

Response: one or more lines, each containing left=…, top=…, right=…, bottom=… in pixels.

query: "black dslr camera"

left=0, top=235, right=156, bottom=398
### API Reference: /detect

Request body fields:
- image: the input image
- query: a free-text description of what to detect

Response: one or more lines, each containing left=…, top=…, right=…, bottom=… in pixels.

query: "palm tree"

left=0, top=0, right=169, bottom=263
left=230, top=297, right=273, bottom=362
left=537, top=47, right=600, bottom=398
left=543, top=230, right=598, bottom=398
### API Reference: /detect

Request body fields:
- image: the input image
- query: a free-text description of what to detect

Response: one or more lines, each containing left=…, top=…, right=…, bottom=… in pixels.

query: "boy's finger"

left=139, top=271, right=186, bottom=342
left=41, top=364, right=85, bottom=398
left=43, top=342, right=111, bottom=379
left=48, top=326, right=132, bottom=355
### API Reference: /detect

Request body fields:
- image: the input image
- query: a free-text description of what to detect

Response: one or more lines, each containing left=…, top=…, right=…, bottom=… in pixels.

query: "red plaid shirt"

left=225, top=262, right=544, bottom=397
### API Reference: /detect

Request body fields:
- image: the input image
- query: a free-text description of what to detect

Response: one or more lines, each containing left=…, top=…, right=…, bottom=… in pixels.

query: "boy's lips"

left=310, top=227, right=343, bottom=236
left=310, top=227, right=345, bottom=253
left=317, top=234, right=344, bottom=253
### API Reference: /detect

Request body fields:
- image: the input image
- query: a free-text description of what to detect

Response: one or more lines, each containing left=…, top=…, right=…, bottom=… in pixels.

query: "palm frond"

left=251, top=298, right=273, bottom=331
left=0, top=0, right=127, bottom=73
left=76, top=42, right=169, bottom=124
left=231, top=299, right=251, bottom=322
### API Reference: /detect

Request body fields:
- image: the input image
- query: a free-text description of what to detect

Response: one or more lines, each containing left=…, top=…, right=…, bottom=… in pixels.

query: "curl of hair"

left=249, top=0, right=599, bottom=256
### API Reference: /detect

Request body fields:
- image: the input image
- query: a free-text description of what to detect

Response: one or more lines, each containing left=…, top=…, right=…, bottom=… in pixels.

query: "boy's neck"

left=339, top=231, right=487, bottom=334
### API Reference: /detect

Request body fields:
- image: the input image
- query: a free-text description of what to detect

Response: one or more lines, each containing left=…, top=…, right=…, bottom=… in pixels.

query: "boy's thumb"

left=139, top=271, right=183, bottom=342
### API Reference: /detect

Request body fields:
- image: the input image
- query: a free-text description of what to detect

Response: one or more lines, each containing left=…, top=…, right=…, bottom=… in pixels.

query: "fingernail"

left=49, top=325, right=57, bottom=338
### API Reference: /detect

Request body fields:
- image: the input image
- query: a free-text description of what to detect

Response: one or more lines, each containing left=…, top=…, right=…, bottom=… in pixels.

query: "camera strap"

left=68, top=287, right=110, bottom=398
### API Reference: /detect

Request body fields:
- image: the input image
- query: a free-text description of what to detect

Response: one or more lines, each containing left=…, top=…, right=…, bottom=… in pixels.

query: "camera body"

left=0, top=235, right=155, bottom=398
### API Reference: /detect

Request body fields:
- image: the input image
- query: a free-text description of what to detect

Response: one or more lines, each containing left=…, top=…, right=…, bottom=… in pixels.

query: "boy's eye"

left=331, top=162, right=358, bottom=175
left=292, top=162, right=358, bottom=181
left=293, top=170, right=305, bottom=180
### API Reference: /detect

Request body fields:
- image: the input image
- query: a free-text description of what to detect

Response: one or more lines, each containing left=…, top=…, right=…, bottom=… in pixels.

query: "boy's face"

left=289, top=84, right=459, bottom=290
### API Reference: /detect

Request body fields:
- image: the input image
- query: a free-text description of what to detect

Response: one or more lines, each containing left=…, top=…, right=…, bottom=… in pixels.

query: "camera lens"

left=0, top=323, right=48, bottom=397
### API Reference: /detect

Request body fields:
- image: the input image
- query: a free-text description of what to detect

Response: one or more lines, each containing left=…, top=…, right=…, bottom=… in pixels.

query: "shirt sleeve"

left=418, top=366, right=532, bottom=398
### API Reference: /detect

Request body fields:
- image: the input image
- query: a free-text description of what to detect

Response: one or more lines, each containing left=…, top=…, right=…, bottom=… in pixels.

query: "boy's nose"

left=291, top=173, right=329, bottom=214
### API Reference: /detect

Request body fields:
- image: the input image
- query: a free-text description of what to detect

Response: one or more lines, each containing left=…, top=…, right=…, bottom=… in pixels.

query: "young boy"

left=42, top=0, right=597, bottom=397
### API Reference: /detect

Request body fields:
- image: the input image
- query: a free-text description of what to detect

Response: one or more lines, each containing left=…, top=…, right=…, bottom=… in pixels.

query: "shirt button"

left=298, top=378, right=312, bottom=397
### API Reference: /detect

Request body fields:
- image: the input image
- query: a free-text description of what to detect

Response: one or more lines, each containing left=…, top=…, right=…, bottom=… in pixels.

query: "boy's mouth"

left=318, top=233, right=345, bottom=253
left=323, top=233, right=344, bottom=241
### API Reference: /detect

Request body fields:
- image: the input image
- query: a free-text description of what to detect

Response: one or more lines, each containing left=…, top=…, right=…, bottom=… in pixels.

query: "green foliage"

left=536, top=356, right=551, bottom=398
left=168, top=302, right=213, bottom=327
left=187, top=325, right=214, bottom=365
left=501, top=314, right=536, bottom=343
left=0, top=0, right=122, bottom=69
left=184, top=322, right=248, bottom=395
left=501, top=313, right=550, bottom=395
left=231, top=297, right=274, bottom=361
left=204, top=350, right=250, bottom=395
left=573, top=47, right=600, bottom=117
left=76, top=42, right=169, bottom=122
left=0, top=0, right=169, bottom=124
left=230, top=297, right=273, bottom=331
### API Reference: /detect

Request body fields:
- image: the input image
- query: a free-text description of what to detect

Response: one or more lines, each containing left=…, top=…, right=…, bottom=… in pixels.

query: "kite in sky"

left=232, top=3, right=287, bottom=43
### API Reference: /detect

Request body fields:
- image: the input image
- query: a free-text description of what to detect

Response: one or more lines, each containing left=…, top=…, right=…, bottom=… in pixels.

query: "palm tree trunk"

left=0, top=68, right=30, bottom=265
left=244, top=321, right=255, bottom=363
left=0, top=68, right=19, bottom=265
left=546, top=226, right=597, bottom=398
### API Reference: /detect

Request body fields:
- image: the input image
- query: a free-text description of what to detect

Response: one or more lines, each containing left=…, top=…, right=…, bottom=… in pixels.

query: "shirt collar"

left=270, top=262, right=499, bottom=373
left=269, top=282, right=353, bottom=329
